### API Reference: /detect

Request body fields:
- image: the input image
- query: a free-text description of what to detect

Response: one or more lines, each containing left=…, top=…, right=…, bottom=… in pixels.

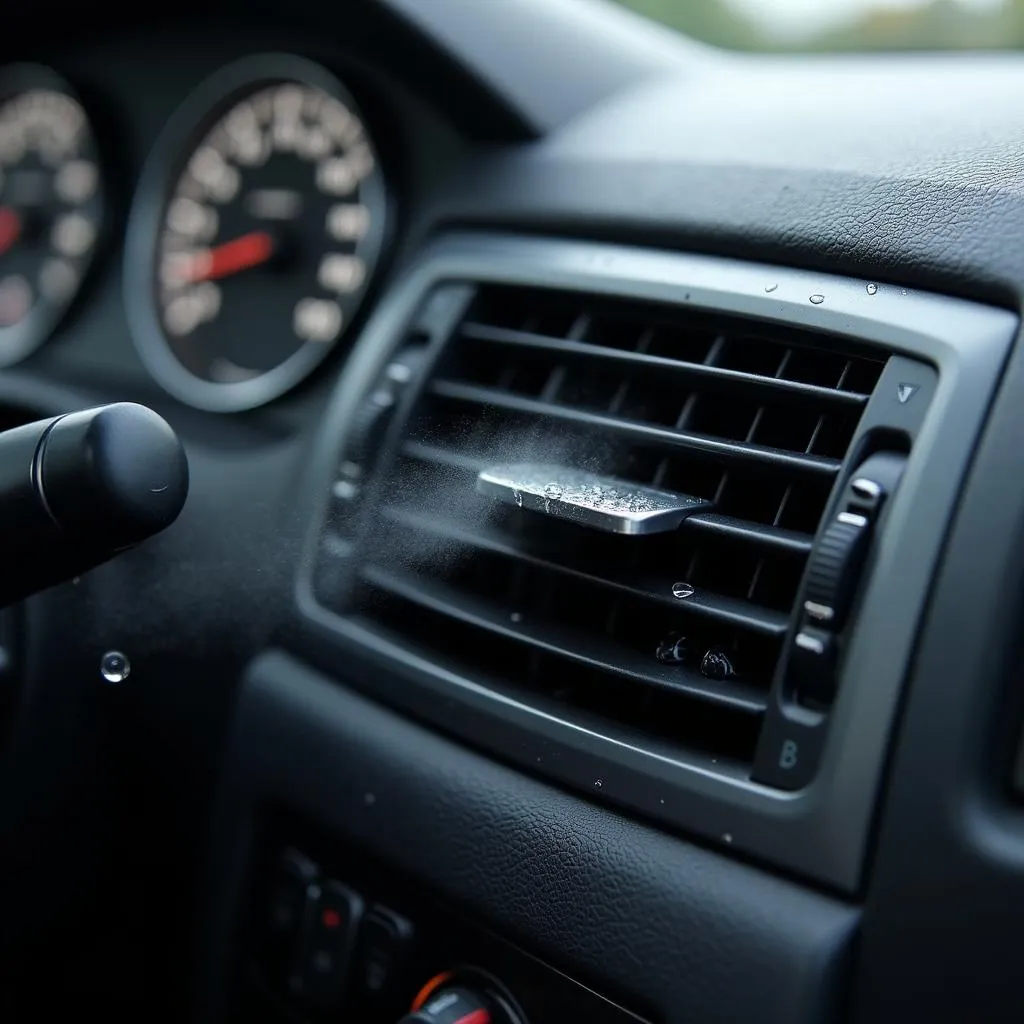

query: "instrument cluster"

left=0, top=53, right=390, bottom=411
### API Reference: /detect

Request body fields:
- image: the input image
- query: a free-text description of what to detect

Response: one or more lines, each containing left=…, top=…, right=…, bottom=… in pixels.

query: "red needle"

left=0, top=207, right=22, bottom=256
left=183, top=230, right=274, bottom=283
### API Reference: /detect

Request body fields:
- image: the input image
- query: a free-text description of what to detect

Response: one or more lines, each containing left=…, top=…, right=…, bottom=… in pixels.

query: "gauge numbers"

left=0, top=67, right=103, bottom=365
left=126, top=55, right=388, bottom=412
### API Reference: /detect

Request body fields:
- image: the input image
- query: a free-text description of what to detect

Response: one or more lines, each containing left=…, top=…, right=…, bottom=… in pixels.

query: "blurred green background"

left=612, top=0, right=1024, bottom=50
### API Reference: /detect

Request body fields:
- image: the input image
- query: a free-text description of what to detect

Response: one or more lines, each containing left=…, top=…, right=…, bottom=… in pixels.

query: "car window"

left=611, top=0, right=1024, bottom=51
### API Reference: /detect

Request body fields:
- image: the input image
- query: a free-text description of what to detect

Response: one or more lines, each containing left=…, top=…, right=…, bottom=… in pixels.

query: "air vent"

left=316, top=282, right=888, bottom=770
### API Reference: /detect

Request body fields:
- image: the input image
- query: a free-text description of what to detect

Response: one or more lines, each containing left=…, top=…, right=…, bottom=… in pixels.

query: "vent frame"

left=295, top=233, right=1016, bottom=893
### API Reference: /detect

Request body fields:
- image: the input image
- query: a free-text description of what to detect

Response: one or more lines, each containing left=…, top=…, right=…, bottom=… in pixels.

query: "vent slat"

left=684, top=512, right=813, bottom=556
left=381, top=505, right=789, bottom=637
left=430, top=379, right=842, bottom=479
left=460, top=321, right=871, bottom=408
left=360, top=563, right=768, bottom=715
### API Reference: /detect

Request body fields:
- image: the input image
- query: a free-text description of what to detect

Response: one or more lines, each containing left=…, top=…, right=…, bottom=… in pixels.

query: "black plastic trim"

left=295, top=233, right=1016, bottom=892
left=854, top=306, right=1024, bottom=1023
left=197, top=651, right=859, bottom=1024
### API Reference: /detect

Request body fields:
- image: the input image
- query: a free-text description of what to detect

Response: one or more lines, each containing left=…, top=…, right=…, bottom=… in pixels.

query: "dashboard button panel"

left=241, top=828, right=651, bottom=1024
left=289, top=879, right=365, bottom=1008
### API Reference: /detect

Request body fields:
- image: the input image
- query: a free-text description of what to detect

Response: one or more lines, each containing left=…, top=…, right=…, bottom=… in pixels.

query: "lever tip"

left=41, top=402, right=189, bottom=542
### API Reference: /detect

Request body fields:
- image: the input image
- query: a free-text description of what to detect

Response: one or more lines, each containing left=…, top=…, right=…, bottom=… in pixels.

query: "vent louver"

left=318, top=284, right=887, bottom=769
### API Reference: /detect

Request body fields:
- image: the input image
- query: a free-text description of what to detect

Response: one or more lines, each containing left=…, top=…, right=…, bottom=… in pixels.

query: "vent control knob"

left=801, top=511, right=871, bottom=631
left=791, top=451, right=907, bottom=709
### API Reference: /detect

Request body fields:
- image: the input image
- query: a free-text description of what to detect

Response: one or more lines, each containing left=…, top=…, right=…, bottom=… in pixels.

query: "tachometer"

left=125, top=55, right=388, bottom=412
left=0, top=65, right=103, bottom=366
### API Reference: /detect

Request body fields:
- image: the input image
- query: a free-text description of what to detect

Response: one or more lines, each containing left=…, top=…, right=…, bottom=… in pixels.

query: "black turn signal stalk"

left=0, top=402, right=188, bottom=607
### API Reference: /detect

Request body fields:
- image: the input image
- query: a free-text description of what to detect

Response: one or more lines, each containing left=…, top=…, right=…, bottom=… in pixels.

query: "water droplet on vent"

left=671, top=581, right=694, bottom=600
left=701, top=647, right=736, bottom=680
left=593, top=779, right=604, bottom=789
left=809, top=293, right=825, bottom=305
left=513, top=488, right=522, bottom=507
left=723, top=832, right=734, bottom=844
left=656, top=631, right=689, bottom=664
left=510, top=612, right=523, bottom=623
left=866, top=283, right=878, bottom=295
left=100, top=650, right=130, bottom=684
left=543, top=483, right=563, bottom=500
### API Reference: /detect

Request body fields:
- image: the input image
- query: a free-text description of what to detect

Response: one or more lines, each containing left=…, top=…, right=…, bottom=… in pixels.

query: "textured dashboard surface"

left=390, top=4, right=1024, bottom=306
left=201, top=652, right=858, bottom=1024
left=856, top=285, right=1024, bottom=1023
left=0, top=2, right=1019, bottom=1022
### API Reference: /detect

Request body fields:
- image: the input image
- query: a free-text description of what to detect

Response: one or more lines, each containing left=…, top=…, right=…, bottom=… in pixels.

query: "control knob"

left=400, top=972, right=523, bottom=1024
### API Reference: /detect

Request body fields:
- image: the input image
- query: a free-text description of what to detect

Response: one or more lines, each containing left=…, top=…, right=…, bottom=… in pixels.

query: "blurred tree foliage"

left=614, top=0, right=1024, bottom=50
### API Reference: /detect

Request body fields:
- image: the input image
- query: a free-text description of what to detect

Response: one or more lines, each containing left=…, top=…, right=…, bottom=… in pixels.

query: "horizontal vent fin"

left=326, top=282, right=889, bottom=767
left=361, top=562, right=768, bottom=714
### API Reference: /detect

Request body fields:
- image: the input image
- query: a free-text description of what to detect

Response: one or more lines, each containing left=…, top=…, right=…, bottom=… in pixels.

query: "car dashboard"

left=1, top=2, right=1024, bottom=1023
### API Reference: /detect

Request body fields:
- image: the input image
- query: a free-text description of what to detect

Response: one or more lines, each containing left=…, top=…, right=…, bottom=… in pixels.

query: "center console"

left=196, top=651, right=856, bottom=1024
left=236, top=817, right=649, bottom=1024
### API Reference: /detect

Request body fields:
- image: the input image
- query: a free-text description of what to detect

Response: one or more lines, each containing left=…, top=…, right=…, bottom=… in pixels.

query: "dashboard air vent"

left=320, top=284, right=887, bottom=769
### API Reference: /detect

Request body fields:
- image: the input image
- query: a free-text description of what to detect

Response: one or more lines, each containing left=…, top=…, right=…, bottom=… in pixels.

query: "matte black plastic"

left=241, top=831, right=645, bottom=1024
left=297, top=234, right=1012, bottom=892
left=752, top=358, right=939, bottom=792
left=854, top=315, right=1024, bottom=1022
left=0, top=403, right=187, bottom=607
left=198, top=651, right=858, bottom=1024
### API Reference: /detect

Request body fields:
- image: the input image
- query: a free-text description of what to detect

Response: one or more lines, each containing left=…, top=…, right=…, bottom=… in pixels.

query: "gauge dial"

left=0, top=66, right=103, bottom=366
left=125, top=55, right=388, bottom=412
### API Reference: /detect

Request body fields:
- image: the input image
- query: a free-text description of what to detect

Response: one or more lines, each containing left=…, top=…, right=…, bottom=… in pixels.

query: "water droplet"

left=764, top=283, right=778, bottom=293
left=656, top=631, right=689, bottom=664
left=866, top=283, right=878, bottom=295
left=100, top=650, right=130, bottom=684
left=593, top=779, right=604, bottom=789
left=363, top=792, right=376, bottom=806
left=513, top=489, right=522, bottom=507
left=671, top=581, right=694, bottom=600
left=510, top=612, right=523, bottom=623
left=701, top=647, right=737, bottom=680
left=72, top=576, right=81, bottom=585
left=809, top=293, right=825, bottom=305
left=900, top=288, right=908, bottom=296
left=723, top=832, right=733, bottom=844
left=543, top=483, right=563, bottom=500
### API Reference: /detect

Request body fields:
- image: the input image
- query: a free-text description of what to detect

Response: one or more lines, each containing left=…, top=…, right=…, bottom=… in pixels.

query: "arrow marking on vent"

left=896, top=382, right=919, bottom=404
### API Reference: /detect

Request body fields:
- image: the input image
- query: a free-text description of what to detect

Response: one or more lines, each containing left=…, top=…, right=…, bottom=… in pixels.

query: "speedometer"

left=0, top=65, right=103, bottom=366
left=125, top=55, right=388, bottom=412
